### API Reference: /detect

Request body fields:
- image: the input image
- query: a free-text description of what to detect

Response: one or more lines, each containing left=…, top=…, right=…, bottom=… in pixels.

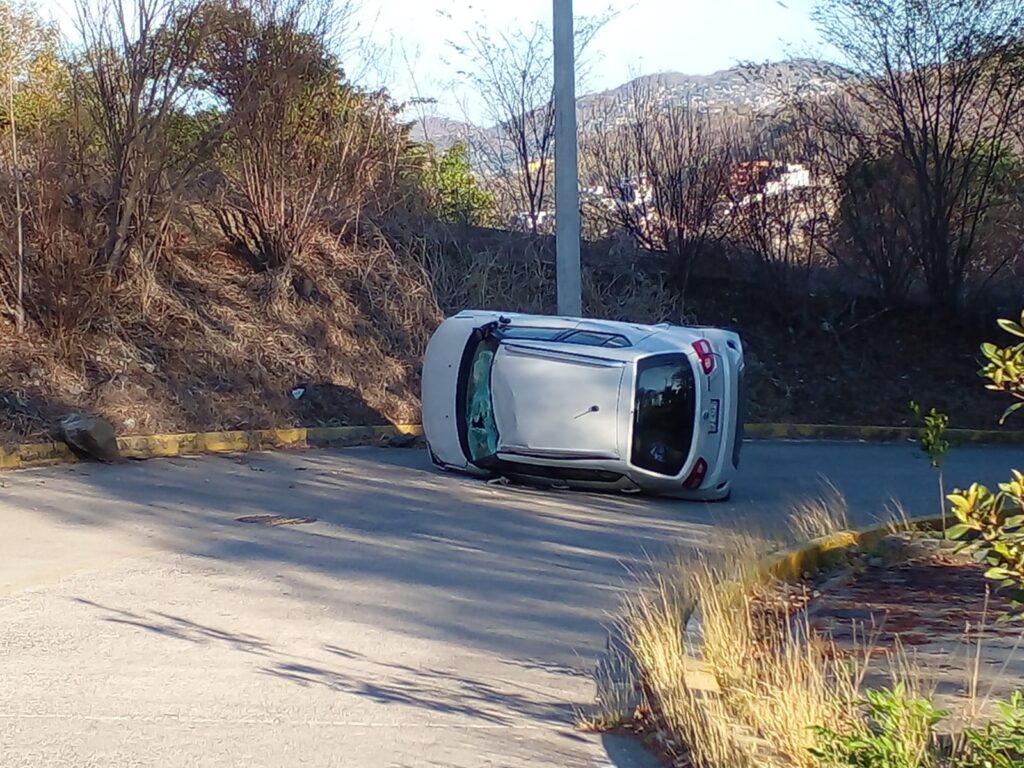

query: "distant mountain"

left=409, top=116, right=479, bottom=149
left=410, top=59, right=852, bottom=156
left=577, top=59, right=852, bottom=127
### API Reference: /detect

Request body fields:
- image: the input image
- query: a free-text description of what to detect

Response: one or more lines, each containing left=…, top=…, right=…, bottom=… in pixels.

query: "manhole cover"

left=235, top=515, right=317, bottom=526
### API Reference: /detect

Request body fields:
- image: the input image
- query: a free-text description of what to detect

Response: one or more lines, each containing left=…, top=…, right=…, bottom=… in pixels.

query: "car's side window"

left=560, top=330, right=632, bottom=348
left=499, top=327, right=566, bottom=341
left=497, top=326, right=632, bottom=348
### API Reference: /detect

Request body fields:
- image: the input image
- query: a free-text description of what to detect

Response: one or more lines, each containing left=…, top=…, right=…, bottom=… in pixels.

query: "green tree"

left=909, top=401, right=951, bottom=529
left=0, top=0, right=67, bottom=137
left=426, top=142, right=494, bottom=226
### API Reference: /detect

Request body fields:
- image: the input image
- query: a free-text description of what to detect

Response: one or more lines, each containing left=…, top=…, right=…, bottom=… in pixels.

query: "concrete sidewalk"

left=1, top=442, right=1019, bottom=767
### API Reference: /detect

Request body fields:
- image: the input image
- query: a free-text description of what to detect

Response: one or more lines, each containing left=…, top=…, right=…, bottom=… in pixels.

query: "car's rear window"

left=631, top=355, right=697, bottom=476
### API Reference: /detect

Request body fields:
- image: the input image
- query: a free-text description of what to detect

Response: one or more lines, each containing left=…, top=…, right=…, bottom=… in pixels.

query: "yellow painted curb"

left=746, top=423, right=1024, bottom=444
left=761, top=516, right=942, bottom=583
left=3, top=417, right=1020, bottom=472
left=668, top=516, right=946, bottom=704
left=0, top=424, right=423, bottom=470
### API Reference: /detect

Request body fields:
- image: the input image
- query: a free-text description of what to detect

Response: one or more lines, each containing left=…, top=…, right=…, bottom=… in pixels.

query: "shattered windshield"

left=464, top=336, right=500, bottom=462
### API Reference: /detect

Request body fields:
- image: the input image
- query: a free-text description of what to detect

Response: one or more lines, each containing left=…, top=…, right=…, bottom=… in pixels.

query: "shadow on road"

left=3, top=441, right=1021, bottom=767
left=10, top=441, right=1023, bottom=666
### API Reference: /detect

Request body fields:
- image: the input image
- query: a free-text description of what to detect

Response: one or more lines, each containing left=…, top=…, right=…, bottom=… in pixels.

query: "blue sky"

left=354, top=0, right=825, bottom=120
left=38, top=0, right=826, bottom=121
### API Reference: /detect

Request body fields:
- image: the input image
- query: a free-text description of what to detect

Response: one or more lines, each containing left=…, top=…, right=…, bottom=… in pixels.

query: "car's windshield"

left=631, top=355, right=697, bottom=476
left=463, top=335, right=500, bottom=462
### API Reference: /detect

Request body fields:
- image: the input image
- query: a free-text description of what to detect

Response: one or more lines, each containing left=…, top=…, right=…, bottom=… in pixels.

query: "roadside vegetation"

left=602, top=311, right=1024, bottom=768
left=1, top=0, right=1022, bottom=441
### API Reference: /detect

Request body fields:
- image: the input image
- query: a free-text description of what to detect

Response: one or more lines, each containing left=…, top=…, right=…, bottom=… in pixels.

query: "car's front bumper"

left=422, top=318, right=475, bottom=471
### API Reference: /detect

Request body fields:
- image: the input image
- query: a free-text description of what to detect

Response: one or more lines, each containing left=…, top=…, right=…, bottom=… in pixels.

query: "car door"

left=489, top=343, right=626, bottom=460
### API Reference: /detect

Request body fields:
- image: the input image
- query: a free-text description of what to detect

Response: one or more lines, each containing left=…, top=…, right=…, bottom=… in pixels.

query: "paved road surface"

left=0, top=441, right=1020, bottom=767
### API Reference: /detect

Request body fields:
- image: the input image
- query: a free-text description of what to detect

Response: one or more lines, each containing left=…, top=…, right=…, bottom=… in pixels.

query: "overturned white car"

left=422, top=311, right=746, bottom=500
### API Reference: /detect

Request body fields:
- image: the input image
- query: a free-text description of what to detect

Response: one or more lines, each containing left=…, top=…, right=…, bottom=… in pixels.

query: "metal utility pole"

left=8, top=75, right=24, bottom=333
left=553, top=0, right=581, bottom=316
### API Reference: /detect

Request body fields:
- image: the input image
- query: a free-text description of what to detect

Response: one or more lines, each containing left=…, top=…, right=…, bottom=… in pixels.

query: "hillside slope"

left=0, top=240, right=439, bottom=444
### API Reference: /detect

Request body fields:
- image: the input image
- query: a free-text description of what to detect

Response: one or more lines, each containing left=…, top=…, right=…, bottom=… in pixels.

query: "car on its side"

left=421, top=311, right=745, bottom=500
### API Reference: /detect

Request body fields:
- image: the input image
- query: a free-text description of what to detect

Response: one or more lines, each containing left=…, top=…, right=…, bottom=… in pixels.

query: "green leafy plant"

left=953, top=690, right=1024, bottom=768
left=810, top=688, right=1024, bottom=768
left=947, top=313, right=1024, bottom=612
left=910, top=401, right=951, bottom=529
left=947, top=473, right=1024, bottom=609
left=979, top=310, right=1024, bottom=424
left=810, top=684, right=946, bottom=768
left=425, top=142, right=496, bottom=226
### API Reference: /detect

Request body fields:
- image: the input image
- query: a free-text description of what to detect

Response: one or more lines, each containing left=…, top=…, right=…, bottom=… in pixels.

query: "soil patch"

left=806, top=548, right=1024, bottom=720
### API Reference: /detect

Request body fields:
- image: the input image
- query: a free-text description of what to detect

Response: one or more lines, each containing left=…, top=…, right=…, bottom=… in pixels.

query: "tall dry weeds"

left=617, top=497, right=1024, bottom=768
left=422, top=236, right=684, bottom=324
left=621, top=512, right=861, bottom=768
left=623, top=567, right=757, bottom=767
left=786, top=482, right=851, bottom=543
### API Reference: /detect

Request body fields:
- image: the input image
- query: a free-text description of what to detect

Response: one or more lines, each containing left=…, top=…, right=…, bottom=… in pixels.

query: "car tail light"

left=683, top=458, right=708, bottom=489
left=692, top=339, right=716, bottom=375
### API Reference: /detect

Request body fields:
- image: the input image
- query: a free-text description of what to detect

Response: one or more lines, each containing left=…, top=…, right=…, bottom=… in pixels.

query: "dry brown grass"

left=786, top=483, right=851, bottom=543
left=622, top=563, right=761, bottom=767
left=617, top=502, right=866, bottom=768
left=614, top=496, right=1024, bottom=768
left=633, top=548, right=854, bottom=768
left=0, top=202, right=443, bottom=442
left=421, top=235, right=685, bottom=324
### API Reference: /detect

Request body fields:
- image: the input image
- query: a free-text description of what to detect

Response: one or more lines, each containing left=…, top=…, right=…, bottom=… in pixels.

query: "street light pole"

left=553, top=0, right=581, bottom=316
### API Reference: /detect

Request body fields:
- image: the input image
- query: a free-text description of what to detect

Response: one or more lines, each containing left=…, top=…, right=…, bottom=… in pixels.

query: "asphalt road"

left=0, top=440, right=1020, bottom=768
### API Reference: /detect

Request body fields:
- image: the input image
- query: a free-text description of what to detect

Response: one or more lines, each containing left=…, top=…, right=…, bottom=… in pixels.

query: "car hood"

left=490, top=343, right=627, bottom=460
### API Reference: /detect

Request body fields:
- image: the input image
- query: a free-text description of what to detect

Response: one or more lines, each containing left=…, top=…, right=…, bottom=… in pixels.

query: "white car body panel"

left=421, top=313, right=475, bottom=472
left=421, top=310, right=745, bottom=499
left=492, top=344, right=626, bottom=460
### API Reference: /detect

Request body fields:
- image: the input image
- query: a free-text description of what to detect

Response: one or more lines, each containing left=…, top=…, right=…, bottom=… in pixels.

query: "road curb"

left=600, top=515, right=944, bottom=722
left=0, top=424, right=423, bottom=470
left=760, top=515, right=943, bottom=583
left=2, top=419, right=1019, bottom=471
left=745, top=423, right=1024, bottom=444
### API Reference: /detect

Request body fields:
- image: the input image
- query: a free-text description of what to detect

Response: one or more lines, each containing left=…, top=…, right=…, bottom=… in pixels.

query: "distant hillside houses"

left=509, top=160, right=817, bottom=234
left=729, top=161, right=813, bottom=207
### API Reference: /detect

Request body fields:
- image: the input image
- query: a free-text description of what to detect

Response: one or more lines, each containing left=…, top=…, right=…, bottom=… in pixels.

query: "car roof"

left=450, top=310, right=697, bottom=353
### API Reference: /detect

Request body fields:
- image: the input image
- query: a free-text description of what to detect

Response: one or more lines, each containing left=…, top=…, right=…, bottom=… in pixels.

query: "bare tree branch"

left=74, top=0, right=212, bottom=274
left=449, top=13, right=611, bottom=233
left=583, top=80, right=738, bottom=300
left=810, top=0, right=1024, bottom=311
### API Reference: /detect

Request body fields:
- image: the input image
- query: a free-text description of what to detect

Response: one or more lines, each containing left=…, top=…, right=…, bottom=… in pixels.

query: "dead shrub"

left=619, top=513, right=858, bottom=768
